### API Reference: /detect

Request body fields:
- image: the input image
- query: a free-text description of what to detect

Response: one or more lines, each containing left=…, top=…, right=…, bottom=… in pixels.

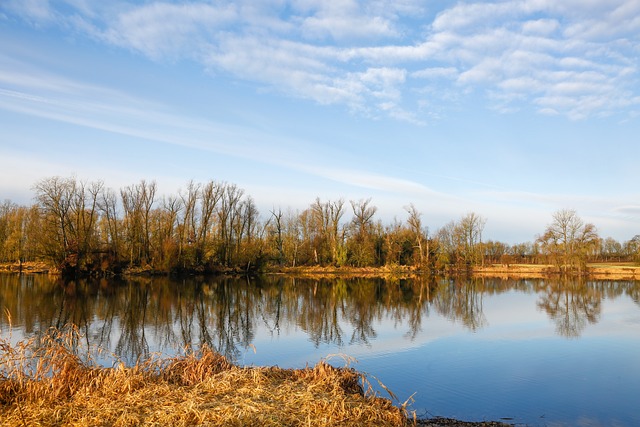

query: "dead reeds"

left=0, top=324, right=409, bottom=426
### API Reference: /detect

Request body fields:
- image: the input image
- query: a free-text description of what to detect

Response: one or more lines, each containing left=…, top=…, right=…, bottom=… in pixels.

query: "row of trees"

left=0, top=176, right=638, bottom=276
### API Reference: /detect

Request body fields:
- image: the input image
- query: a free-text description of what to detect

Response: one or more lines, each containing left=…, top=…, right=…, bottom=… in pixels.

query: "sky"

left=1, top=0, right=639, bottom=244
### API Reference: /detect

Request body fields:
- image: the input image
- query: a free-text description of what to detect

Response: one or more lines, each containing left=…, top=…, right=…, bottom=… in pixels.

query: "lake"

left=1, top=274, right=639, bottom=426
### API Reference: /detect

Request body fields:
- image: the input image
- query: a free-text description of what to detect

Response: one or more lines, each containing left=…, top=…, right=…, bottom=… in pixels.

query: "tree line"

left=0, top=176, right=638, bottom=276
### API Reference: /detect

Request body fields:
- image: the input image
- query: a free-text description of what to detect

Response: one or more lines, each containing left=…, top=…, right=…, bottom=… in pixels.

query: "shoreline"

left=266, top=263, right=640, bottom=281
left=1, top=261, right=640, bottom=280
left=473, top=263, right=640, bottom=280
left=0, top=328, right=512, bottom=427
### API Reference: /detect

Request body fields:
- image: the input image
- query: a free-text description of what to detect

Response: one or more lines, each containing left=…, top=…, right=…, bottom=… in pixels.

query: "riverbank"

left=472, top=262, right=640, bottom=280
left=0, top=328, right=510, bottom=427
left=2, top=261, right=639, bottom=280
left=0, top=261, right=52, bottom=274
left=268, top=263, right=640, bottom=280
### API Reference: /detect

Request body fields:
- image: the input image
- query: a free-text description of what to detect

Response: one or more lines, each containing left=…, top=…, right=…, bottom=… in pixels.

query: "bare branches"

left=537, top=209, right=599, bottom=271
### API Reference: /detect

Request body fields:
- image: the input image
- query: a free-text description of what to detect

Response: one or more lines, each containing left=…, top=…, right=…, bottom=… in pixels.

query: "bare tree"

left=601, top=237, right=622, bottom=262
left=349, top=198, right=378, bottom=266
left=33, top=176, right=76, bottom=265
left=624, top=235, right=640, bottom=262
left=405, top=203, right=428, bottom=267
left=0, top=202, right=33, bottom=265
left=350, top=198, right=377, bottom=238
left=71, top=179, right=103, bottom=269
left=235, top=195, right=260, bottom=265
left=120, top=180, right=156, bottom=265
left=178, top=180, right=200, bottom=266
left=328, top=199, right=346, bottom=265
left=32, top=176, right=105, bottom=272
left=310, top=198, right=331, bottom=265
left=456, top=212, right=487, bottom=266
left=434, top=220, right=457, bottom=270
left=270, top=207, right=285, bottom=266
left=306, top=198, right=346, bottom=265
left=98, top=187, right=121, bottom=262
left=217, top=183, right=244, bottom=266
left=198, top=180, right=223, bottom=263
left=537, top=209, right=599, bottom=271
left=152, top=195, right=182, bottom=271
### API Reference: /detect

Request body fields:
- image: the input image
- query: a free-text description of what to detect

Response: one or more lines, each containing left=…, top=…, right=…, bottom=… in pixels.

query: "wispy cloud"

left=297, top=1, right=399, bottom=41
left=476, top=188, right=640, bottom=224
left=613, top=205, right=640, bottom=218
left=0, top=56, right=434, bottom=197
left=2, top=0, right=639, bottom=120
left=301, top=164, right=441, bottom=196
left=102, top=2, right=238, bottom=60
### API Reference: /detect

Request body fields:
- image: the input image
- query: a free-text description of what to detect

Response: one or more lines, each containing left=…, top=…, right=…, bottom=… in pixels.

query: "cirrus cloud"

left=2, top=0, right=639, bottom=121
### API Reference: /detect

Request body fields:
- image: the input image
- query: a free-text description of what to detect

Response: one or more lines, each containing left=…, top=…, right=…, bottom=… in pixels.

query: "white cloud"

left=521, top=19, right=559, bottom=35
left=102, top=2, right=237, bottom=60
left=357, top=67, right=405, bottom=100
left=432, top=2, right=515, bottom=32
left=2, top=0, right=639, bottom=120
left=299, top=10, right=397, bottom=41
left=412, top=67, right=458, bottom=79
left=4, top=0, right=55, bottom=24
left=613, top=206, right=640, bottom=219
left=424, top=1, right=640, bottom=118
left=301, top=165, right=440, bottom=197
left=292, top=0, right=426, bottom=41
left=561, top=0, right=640, bottom=39
left=0, top=58, right=435, bottom=199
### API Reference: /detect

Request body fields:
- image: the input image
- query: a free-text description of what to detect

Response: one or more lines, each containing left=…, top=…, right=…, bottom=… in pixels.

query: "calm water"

left=1, top=274, right=639, bottom=426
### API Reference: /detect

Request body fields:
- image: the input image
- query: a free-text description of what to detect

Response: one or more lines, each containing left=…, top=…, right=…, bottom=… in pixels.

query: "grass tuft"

left=0, top=327, right=409, bottom=426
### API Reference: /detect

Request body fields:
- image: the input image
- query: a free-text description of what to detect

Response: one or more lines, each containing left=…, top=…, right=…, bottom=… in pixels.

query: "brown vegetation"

left=269, top=264, right=422, bottom=279
left=266, top=262, right=640, bottom=280
left=1, top=260, right=639, bottom=281
left=0, top=261, right=51, bottom=274
left=0, top=176, right=638, bottom=277
left=0, top=325, right=515, bottom=427
left=0, top=326, right=411, bottom=427
left=473, top=263, right=640, bottom=280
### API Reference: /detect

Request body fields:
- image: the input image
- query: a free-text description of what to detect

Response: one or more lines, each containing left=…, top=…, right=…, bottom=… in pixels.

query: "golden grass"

left=268, top=265, right=423, bottom=277
left=473, top=263, right=640, bottom=280
left=0, top=262, right=52, bottom=274
left=0, top=324, right=409, bottom=427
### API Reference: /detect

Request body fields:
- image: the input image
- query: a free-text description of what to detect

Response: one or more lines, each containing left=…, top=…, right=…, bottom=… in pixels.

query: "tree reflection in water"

left=431, top=278, right=488, bottom=331
left=537, top=279, right=613, bottom=338
left=0, top=274, right=638, bottom=364
left=116, top=283, right=150, bottom=361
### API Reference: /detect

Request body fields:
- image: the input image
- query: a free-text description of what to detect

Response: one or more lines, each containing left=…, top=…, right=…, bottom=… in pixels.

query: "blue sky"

left=1, top=0, right=639, bottom=243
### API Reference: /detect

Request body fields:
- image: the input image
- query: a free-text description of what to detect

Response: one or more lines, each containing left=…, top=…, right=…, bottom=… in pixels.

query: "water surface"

left=0, top=274, right=638, bottom=426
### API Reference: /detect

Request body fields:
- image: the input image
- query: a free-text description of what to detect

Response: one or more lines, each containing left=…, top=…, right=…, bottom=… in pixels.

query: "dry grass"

left=474, top=263, right=640, bottom=279
left=268, top=265, right=422, bottom=279
left=0, top=262, right=52, bottom=274
left=0, top=323, right=409, bottom=426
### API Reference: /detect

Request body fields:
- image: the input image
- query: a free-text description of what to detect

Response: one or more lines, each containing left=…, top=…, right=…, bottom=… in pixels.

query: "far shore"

left=265, top=263, right=640, bottom=281
left=473, top=262, right=640, bottom=280
left=1, top=261, right=639, bottom=280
